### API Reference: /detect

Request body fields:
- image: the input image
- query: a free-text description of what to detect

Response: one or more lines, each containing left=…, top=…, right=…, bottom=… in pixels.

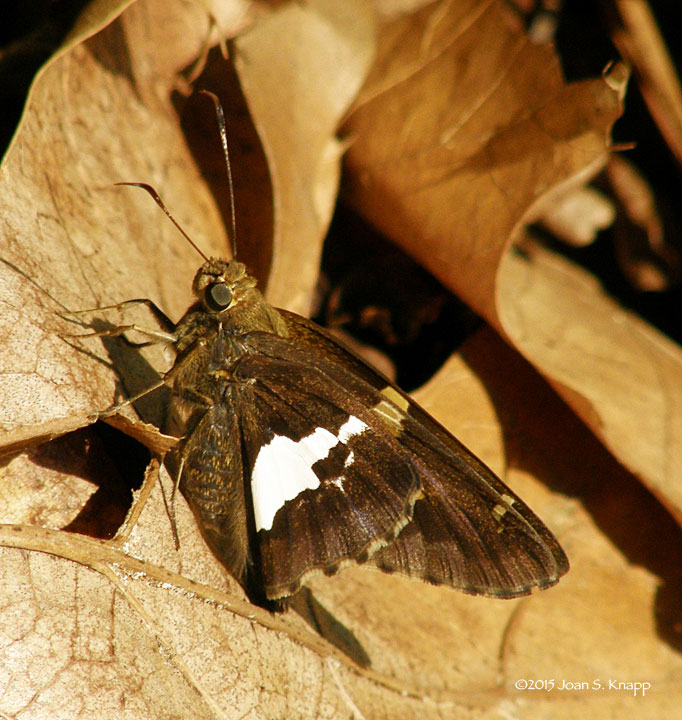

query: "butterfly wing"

left=275, top=310, right=569, bottom=597
left=174, top=308, right=567, bottom=605
left=230, top=347, right=423, bottom=600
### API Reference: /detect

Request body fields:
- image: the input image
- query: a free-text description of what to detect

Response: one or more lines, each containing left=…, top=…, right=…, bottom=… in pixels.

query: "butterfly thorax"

left=168, top=259, right=287, bottom=415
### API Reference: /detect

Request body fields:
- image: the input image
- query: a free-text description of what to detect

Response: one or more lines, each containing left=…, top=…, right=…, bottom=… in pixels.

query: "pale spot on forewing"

left=371, top=388, right=408, bottom=437
left=251, top=416, right=368, bottom=531
left=492, top=493, right=516, bottom=532
left=344, top=450, right=355, bottom=469
left=381, top=385, right=409, bottom=411
left=330, top=448, right=359, bottom=494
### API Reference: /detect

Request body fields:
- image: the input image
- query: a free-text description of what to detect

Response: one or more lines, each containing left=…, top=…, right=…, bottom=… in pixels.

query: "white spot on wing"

left=251, top=415, right=368, bottom=531
left=338, top=415, right=368, bottom=442
left=344, top=450, right=355, bottom=468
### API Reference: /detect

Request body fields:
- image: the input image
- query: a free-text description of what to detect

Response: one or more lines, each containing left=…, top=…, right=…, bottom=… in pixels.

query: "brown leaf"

left=343, top=0, right=625, bottom=324
left=610, top=0, right=682, bottom=168
left=0, top=465, right=372, bottom=718
left=234, top=0, right=376, bottom=314
left=498, top=238, right=682, bottom=526
left=2, top=0, right=681, bottom=717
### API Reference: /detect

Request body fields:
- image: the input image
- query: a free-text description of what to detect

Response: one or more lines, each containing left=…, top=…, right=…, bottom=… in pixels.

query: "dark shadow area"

left=94, top=320, right=171, bottom=430
left=290, top=586, right=372, bottom=668
left=172, top=46, right=274, bottom=291
left=316, top=204, right=482, bottom=391
left=21, top=314, right=161, bottom=539
left=60, top=315, right=171, bottom=430
left=28, top=421, right=149, bottom=539
left=0, top=0, right=92, bottom=157
left=551, top=1, right=682, bottom=348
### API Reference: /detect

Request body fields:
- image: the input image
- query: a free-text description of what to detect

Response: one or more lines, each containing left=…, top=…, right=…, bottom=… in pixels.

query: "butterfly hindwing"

left=169, top=396, right=254, bottom=592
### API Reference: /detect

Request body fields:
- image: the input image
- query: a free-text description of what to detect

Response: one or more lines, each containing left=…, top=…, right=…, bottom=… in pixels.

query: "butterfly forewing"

left=276, top=311, right=569, bottom=596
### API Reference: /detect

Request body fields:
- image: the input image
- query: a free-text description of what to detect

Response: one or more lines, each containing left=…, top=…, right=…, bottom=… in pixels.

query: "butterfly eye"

left=205, top=282, right=233, bottom=311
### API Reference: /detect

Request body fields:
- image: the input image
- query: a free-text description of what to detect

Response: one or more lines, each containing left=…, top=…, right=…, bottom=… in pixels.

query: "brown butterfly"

left=90, top=93, right=568, bottom=609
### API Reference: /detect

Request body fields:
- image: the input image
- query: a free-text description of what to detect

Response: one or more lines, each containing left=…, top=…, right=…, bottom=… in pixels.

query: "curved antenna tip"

left=116, top=182, right=210, bottom=264
left=199, top=90, right=238, bottom=260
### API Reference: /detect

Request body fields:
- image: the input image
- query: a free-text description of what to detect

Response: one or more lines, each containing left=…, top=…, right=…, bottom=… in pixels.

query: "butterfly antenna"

left=199, top=90, right=238, bottom=260
left=116, top=182, right=211, bottom=263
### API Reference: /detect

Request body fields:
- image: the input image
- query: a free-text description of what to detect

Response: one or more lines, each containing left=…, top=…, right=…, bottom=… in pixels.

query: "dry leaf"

left=610, top=0, right=682, bottom=168
left=234, top=0, right=376, bottom=313
left=498, top=240, right=682, bottom=525
left=343, top=0, right=625, bottom=322
left=2, top=0, right=681, bottom=718
left=537, top=185, right=616, bottom=248
left=605, top=153, right=680, bottom=292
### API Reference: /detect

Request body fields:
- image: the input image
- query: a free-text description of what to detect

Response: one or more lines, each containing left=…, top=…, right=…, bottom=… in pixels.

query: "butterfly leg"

left=68, top=322, right=176, bottom=345
left=162, top=453, right=184, bottom=552
left=97, top=377, right=169, bottom=416
left=59, top=299, right=184, bottom=412
left=62, top=297, right=176, bottom=332
left=60, top=297, right=176, bottom=345
left=60, top=298, right=177, bottom=348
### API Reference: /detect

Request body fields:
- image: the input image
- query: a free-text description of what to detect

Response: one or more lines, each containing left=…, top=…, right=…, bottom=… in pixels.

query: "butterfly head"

left=192, top=259, right=258, bottom=315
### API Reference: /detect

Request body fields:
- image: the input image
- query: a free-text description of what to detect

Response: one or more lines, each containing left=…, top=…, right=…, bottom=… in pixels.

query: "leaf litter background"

left=1, top=0, right=681, bottom=718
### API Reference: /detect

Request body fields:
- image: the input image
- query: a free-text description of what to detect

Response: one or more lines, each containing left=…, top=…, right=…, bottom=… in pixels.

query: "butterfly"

left=96, top=93, right=568, bottom=610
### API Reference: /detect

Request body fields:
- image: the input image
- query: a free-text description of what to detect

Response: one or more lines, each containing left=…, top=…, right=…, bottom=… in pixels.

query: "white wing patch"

left=252, top=416, right=368, bottom=531
left=338, top=415, right=367, bottom=442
